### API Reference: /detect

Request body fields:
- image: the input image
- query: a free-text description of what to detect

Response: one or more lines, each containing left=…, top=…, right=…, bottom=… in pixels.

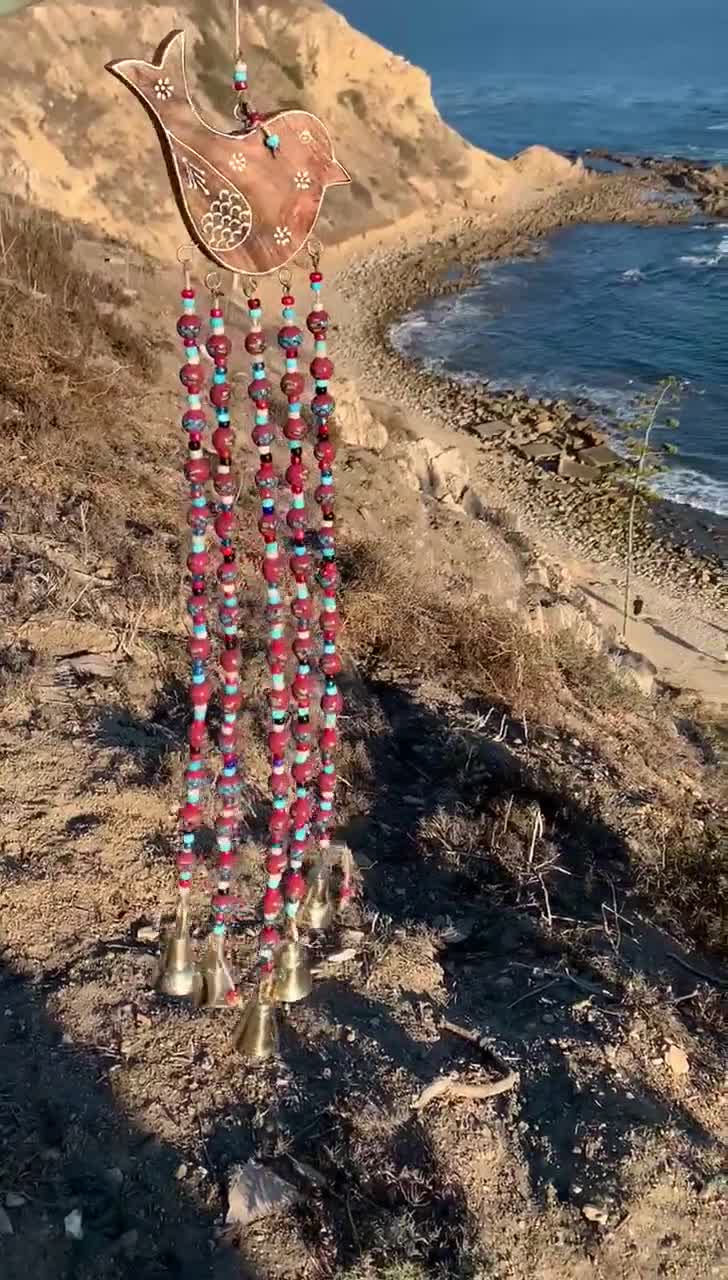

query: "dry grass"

left=0, top=197, right=172, bottom=628
left=338, top=536, right=559, bottom=716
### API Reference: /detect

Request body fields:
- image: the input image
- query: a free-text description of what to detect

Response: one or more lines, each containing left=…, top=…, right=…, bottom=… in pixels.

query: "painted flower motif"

left=201, top=189, right=252, bottom=251
left=273, top=226, right=292, bottom=246
left=229, top=153, right=247, bottom=173
left=154, top=77, right=174, bottom=100
left=299, top=129, right=314, bottom=145
left=294, top=170, right=311, bottom=191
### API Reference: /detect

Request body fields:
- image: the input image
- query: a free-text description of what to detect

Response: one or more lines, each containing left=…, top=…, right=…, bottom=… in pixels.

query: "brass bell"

left=155, top=895, right=197, bottom=998
left=301, top=859, right=335, bottom=931
left=272, top=932, right=313, bottom=1004
left=232, top=977, right=279, bottom=1060
left=193, top=929, right=236, bottom=1009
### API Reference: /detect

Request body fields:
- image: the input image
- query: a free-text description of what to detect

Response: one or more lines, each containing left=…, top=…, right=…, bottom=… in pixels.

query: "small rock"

left=5, top=1193, right=25, bottom=1208
left=582, top=1203, right=609, bottom=1225
left=119, top=1228, right=139, bottom=1254
left=226, top=1161, right=299, bottom=1227
left=65, top=1208, right=84, bottom=1240
left=541, top=1013, right=557, bottom=1025
left=104, top=1167, right=124, bottom=1191
left=175, top=1163, right=188, bottom=1180
left=136, top=924, right=160, bottom=944
left=664, top=1043, right=690, bottom=1077
left=0, top=1206, right=13, bottom=1235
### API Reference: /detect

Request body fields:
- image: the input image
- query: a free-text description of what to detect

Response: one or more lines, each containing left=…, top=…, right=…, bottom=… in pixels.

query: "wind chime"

left=106, top=9, right=353, bottom=1058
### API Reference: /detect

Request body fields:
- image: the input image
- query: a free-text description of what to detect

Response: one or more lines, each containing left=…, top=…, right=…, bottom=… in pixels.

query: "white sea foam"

left=707, top=122, right=728, bottom=130
left=678, top=254, right=720, bottom=266
left=651, top=466, right=728, bottom=517
left=621, top=267, right=645, bottom=281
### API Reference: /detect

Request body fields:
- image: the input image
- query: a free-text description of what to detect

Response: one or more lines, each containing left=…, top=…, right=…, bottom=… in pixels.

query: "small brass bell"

left=232, top=977, right=279, bottom=1060
left=193, top=929, right=236, bottom=1009
left=155, top=895, right=197, bottom=997
left=272, top=931, right=313, bottom=1004
left=301, top=860, right=335, bottom=931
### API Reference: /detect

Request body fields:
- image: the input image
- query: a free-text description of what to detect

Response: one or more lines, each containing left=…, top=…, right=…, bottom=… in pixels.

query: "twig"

left=412, top=1072, right=519, bottom=1111
left=508, top=977, right=559, bottom=1009
left=667, top=954, right=728, bottom=989
left=509, top=962, right=614, bottom=999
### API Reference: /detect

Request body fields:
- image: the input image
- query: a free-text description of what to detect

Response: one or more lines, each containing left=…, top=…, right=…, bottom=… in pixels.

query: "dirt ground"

left=0, top=206, right=727, bottom=1280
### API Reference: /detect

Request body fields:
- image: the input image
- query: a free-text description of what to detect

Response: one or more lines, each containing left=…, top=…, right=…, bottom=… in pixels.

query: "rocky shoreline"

left=337, top=170, right=728, bottom=607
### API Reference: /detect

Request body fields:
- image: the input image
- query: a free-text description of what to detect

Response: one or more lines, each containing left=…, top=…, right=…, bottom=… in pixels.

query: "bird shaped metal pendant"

left=106, top=30, right=351, bottom=276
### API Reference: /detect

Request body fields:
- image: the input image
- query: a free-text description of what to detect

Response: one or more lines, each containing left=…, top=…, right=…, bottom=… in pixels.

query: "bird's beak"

left=325, top=157, right=352, bottom=187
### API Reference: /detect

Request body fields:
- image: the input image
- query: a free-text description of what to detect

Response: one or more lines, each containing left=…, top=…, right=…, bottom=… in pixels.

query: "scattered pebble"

left=0, top=1206, right=13, bottom=1236
left=104, top=1167, right=124, bottom=1190
left=136, top=924, right=160, bottom=944
left=226, top=1161, right=299, bottom=1227
left=65, top=1208, right=84, bottom=1240
left=5, top=1192, right=25, bottom=1208
left=582, top=1203, right=609, bottom=1225
left=664, top=1043, right=690, bottom=1077
left=175, top=1163, right=188, bottom=1180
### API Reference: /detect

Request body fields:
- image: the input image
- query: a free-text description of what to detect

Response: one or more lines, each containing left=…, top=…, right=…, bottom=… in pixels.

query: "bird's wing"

left=167, top=134, right=253, bottom=266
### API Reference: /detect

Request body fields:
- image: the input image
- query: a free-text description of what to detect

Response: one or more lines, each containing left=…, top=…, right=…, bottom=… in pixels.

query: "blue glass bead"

left=265, top=133, right=280, bottom=150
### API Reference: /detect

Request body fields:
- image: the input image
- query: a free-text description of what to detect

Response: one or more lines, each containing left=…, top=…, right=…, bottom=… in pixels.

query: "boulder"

left=520, top=440, right=561, bottom=461
left=578, top=444, right=621, bottom=468
left=335, top=379, right=388, bottom=453
left=558, top=456, right=601, bottom=482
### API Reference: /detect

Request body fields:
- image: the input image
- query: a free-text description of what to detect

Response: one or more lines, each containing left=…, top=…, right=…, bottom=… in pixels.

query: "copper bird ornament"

left=106, top=30, right=351, bottom=276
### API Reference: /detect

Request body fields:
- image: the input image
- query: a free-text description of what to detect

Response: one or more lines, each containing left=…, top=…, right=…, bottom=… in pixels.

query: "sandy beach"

left=322, top=167, right=728, bottom=706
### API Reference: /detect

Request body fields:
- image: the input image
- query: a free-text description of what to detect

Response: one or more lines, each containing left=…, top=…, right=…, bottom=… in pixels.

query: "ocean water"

left=332, top=0, right=728, bottom=516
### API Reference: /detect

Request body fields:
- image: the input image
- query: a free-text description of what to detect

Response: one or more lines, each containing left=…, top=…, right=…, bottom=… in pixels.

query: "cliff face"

left=0, top=0, right=579, bottom=257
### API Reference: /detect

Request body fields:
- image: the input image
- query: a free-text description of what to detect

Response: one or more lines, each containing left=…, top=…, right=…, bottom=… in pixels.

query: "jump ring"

left=278, top=267, right=292, bottom=289
left=205, top=270, right=223, bottom=295
left=176, top=243, right=195, bottom=264
left=242, top=278, right=258, bottom=298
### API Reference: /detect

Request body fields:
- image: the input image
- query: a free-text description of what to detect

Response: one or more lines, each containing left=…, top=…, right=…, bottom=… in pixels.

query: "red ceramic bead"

left=322, top=691, right=343, bottom=713
left=266, top=851, right=287, bottom=877
left=189, top=680, right=212, bottom=706
left=292, top=760, right=315, bottom=784
left=180, top=363, right=204, bottom=391
left=219, top=607, right=240, bottom=629
left=268, top=811, right=289, bottom=838
left=187, top=504, right=211, bottom=528
left=282, top=294, right=295, bottom=306
left=291, top=597, right=314, bottom=620
left=289, top=553, right=313, bottom=577
left=285, top=871, right=306, bottom=901
left=252, top=424, right=274, bottom=448
left=283, top=418, right=307, bottom=441
left=267, top=637, right=287, bottom=662
left=212, top=426, right=234, bottom=456
left=293, top=672, right=313, bottom=699
left=320, top=652, right=342, bottom=676
left=180, top=802, right=202, bottom=828
left=293, top=637, right=315, bottom=663
left=288, top=839, right=308, bottom=862
left=182, top=408, right=207, bottom=437
left=256, top=462, right=276, bottom=486
left=268, top=729, right=290, bottom=755
left=217, top=852, right=235, bottom=869
left=320, top=728, right=338, bottom=751
left=214, top=472, right=238, bottom=497
left=314, top=439, right=336, bottom=465
left=187, top=550, right=209, bottom=574
left=260, top=925, right=280, bottom=950
left=270, top=770, right=292, bottom=796
left=187, top=635, right=211, bottom=660
left=263, top=888, right=283, bottom=919
left=210, top=382, right=232, bottom=408
left=206, top=333, right=232, bottom=361
left=268, top=688, right=290, bottom=712
left=318, top=769, right=337, bottom=793
left=221, top=691, right=243, bottom=714
left=291, top=797, right=312, bottom=826
left=310, top=271, right=323, bottom=283
left=320, top=610, right=341, bottom=635
left=258, top=511, right=277, bottom=536
left=177, top=851, right=195, bottom=869
left=315, top=482, right=336, bottom=505
left=312, top=393, right=335, bottom=416
left=182, top=287, right=195, bottom=300
left=285, top=462, right=307, bottom=489
left=184, top=455, right=210, bottom=483
left=214, top=510, right=235, bottom=539
left=306, top=309, right=329, bottom=335
left=247, top=297, right=262, bottom=310
left=277, top=324, right=303, bottom=350
left=245, top=330, right=266, bottom=355
left=248, top=377, right=272, bottom=401
left=318, top=562, right=339, bottom=589
left=280, top=371, right=305, bottom=399
left=263, top=558, right=283, bottom=585
left=311, top=356, right=334, bottom=381
left=220, top=647, right=241, bottom=673
left=188, top=722, right=207, bottom=751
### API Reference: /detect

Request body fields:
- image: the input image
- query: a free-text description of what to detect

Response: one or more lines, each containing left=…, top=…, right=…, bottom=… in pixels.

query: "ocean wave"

left=707, top=121, right=728, bottom=130
left=678, top=254, right=720, bottom=266
left=652, top=465, right=728, bottom=516
left=621, top=267, right=645, bottom=281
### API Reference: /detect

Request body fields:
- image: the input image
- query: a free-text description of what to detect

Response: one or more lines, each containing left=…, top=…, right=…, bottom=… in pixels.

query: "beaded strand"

left=244, top=289, right=290, bottom=968
left=206, top=290, right=244, bottom=941
left=277, top=280, right=312, bottom=922
left=176, top=275, right=212, bottom=894
left=306, top=259, right=345, bottom=896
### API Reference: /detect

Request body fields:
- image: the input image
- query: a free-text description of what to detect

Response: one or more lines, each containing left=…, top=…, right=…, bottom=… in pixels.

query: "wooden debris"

left=412, top=1071, right=519, bottom=1111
